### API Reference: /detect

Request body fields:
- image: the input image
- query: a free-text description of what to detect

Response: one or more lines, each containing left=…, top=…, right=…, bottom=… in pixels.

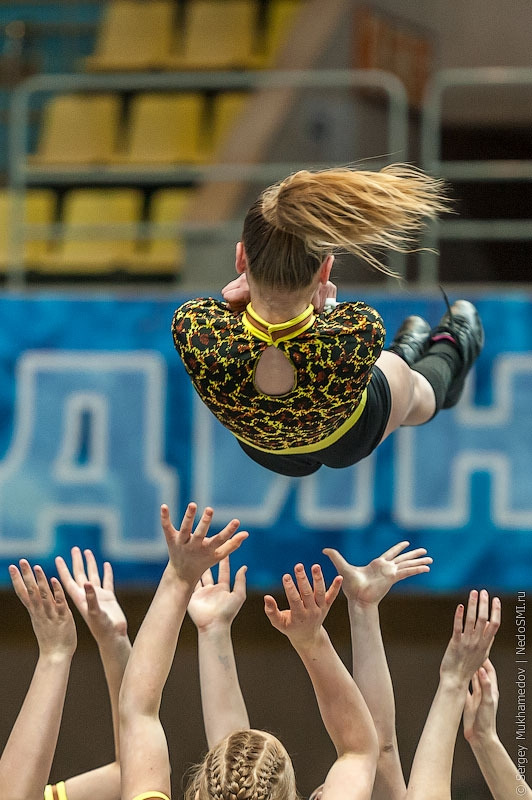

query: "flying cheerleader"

left=172, top=165, right=483, bottom=477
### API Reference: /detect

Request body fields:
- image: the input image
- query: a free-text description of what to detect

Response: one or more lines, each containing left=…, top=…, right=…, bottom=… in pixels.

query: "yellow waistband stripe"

left=234, top=388, right=368, bottom=454
left=243, top=303, right=315, bottom=346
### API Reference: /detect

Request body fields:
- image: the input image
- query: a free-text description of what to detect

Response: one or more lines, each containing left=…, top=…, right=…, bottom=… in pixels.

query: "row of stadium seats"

left=31, top=91, right=248, bottom=166
left=86, top=0, right=301, bottom=72
left=0, top=188, right=192, bottom=275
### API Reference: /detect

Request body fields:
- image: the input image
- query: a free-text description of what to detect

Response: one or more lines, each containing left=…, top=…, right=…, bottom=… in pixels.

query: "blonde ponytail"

left=242, top=165, right=449, bottom=286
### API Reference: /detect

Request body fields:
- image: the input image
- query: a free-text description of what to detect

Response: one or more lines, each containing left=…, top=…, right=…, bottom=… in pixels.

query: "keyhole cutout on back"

left=254, top=345, right=296, bottom=396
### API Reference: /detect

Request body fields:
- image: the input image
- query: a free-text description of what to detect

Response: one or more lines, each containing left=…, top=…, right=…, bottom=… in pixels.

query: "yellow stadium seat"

left=41, top=188, right=143, bottom=273
left=31, top=93, right=121, bottom=166
left=258, top=0, right=302, bottom=67
left=85, top=0, right=176, bottom=71
left=0, top=189, right=56, bottom=271
left=120, top=93, right=208, bottom=164
left=209, top=92, right=250, bottom=155
left=126, top=188, right=192, bottom=274
left=166, top=0, right=261, bottom=70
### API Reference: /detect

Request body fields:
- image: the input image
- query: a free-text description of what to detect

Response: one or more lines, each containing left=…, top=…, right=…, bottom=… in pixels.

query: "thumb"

left=322, top=547, right=349, bottom=576
left=264, top=595, right=278, bottom=616
left=234, top=565, right=248, bottom=595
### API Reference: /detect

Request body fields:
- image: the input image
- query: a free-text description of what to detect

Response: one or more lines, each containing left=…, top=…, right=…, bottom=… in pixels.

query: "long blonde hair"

left=184, top=730, right=298, bottom=800
left=242, top=164, right=448, bottom=288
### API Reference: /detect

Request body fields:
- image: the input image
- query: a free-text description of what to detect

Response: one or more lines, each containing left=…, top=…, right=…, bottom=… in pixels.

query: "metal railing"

left=6, top=68, right=409, bottom=288
left=419, top=67, right=532, bottom=284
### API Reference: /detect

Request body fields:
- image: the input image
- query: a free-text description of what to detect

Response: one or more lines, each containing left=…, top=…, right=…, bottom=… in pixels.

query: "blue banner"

left=0, top=291, right=530, bottom=592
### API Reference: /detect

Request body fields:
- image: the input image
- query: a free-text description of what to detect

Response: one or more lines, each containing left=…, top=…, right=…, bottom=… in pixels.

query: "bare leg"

left=375, top=351, right=436, bottom=443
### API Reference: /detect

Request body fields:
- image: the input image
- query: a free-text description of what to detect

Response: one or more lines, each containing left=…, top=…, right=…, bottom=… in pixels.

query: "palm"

left=187, top=559, right=246, bottom=630
left=188, top=584, right=240, bottom=628
left=323, top=542, right=432, bottom=606
left=55, top=549, right=127, bottom=639
left=343, top=559, right=398, bottom=605
left=78, top=584, right=127, bottom=637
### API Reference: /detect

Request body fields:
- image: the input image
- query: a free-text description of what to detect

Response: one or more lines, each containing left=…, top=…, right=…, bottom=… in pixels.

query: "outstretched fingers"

left=9, top=561, right=31, bottom=609
left=294, top=563, right=315, bottom=610
left=161, top=501, right=197, bottom=545
left=264, top=594, right=282, bottom=626
left=324, top=574, right=343, bottom=606
left=33, top=565, right=55, bottom=617
left=50, top=576, right=70, bottom=615
left=380, top=541, right=411, bottom=561
left=213, top=531, right=249, bottom=561
left=282, top=572, right=304, bottom=610
left=233, top=564, right=248, bottom=597
left=83, top=548, right=102, bottom=587
left=321, top=547, right=350, bottom=577
left=71, top=545, right=89, bottom=586
left=484, top=595, right=501, bottom=642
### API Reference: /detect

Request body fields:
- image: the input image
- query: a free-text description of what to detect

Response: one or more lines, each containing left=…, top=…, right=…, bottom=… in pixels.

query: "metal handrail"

left=419, top=67, right=532, bottom=283
left=7, top=68, right=409, bottom=288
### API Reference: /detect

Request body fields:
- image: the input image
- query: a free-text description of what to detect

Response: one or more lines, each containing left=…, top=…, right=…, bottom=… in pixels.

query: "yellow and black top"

left=172, top=298, right=385, bottom=454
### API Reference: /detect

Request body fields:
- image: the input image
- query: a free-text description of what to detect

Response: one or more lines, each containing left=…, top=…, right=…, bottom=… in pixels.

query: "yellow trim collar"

left=243, top=303, right=315, bottom=346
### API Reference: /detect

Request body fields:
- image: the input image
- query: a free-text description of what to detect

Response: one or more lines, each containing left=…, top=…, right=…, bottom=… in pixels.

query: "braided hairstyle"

left=185, top=730, right=298, bottom=800
left=241, top=164, right=449, bottom=289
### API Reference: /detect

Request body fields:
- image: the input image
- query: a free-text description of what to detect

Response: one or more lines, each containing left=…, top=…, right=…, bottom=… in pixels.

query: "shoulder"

left=330, top=301, right=384, bottom=327
left=172, top=298, right=236, bottom=332
left=172, top=297, right=226, bottom=321
left=320, top=753, right=376, bottom=800
left=318, top=302, right=385, bottom=346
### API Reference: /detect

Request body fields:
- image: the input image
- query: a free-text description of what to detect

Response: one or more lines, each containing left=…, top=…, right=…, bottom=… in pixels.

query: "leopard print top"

left=172, top=298, right=385, bottom=453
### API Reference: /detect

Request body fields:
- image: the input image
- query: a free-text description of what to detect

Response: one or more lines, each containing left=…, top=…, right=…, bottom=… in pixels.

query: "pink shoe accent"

left=431, top=333, right=458, bottom=344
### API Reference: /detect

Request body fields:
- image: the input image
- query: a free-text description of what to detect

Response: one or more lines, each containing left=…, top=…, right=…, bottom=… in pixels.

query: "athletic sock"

left=411, top=341, right=463, bottom=415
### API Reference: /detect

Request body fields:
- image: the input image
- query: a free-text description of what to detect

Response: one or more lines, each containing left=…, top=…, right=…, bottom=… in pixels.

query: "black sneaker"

left=430, top=299, right=484, bottom=408
left=388, top=315, right=431, bottom=366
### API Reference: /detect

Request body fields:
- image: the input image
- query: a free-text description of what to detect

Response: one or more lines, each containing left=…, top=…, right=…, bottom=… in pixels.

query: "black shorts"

left=237, top=365, right=392, bottom=477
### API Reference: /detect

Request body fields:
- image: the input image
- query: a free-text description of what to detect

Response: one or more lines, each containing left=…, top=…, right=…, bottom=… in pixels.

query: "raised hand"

left=440, top=590, right=500, bottom=684
left=264, top=563, right=342, bottom=647
left=55, top=547, right=127, bottom=643
left=162, top=503, right=248, bottom=585
left=311, top=279, right=337, bottom=314
left=463, top=659, right=499, bottom=744
left=222, top=272, right=251, bottom=313
left=188, top=556, right=247, bottom=632
left=324, top=541, right=432, bottom=607
left=9, top=560, right=76, bottom=657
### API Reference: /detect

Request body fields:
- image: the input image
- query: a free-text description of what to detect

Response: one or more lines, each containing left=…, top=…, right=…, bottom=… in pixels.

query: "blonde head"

left=185, top=729, right=297, bottom=800
left=242, top=164, right=449, bottom=288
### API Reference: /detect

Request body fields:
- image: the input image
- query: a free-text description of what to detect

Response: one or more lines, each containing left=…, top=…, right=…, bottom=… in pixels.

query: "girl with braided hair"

left=173, top=165, right=484, bottom=477
left=185, top=553, right=380, bottom=800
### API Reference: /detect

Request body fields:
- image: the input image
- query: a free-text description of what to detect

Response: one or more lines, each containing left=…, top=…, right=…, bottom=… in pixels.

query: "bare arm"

left=406, top=590, right=501, bottom=800
left=0, top=561, right=77, bottom=800
left=464, top=659, right=532, bottom=800
left=265, top=563, right=378, bottom=800
left=324, top=542, right=431, bottom=800
left=187, top=557, right=250, bottom=748
left=119, top=503, right=248, bottom=800
left=55, top=548, right=132, bottom=800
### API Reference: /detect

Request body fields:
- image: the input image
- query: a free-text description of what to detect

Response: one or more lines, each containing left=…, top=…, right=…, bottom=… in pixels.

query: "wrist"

left=290, top=625, right=330, bottom=657
left=164, top=562, right=197, bottom=593
left=349, top=599, right=381, bottom=616
left=97, top=631, right=132, bottom=654
left=468, top=729, right=500, bottom=750
left=196, top=620, right=233, bottom=636
left=438, top=672, right=470, bottom=696
left=38, top=649, right=74, bottom=666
